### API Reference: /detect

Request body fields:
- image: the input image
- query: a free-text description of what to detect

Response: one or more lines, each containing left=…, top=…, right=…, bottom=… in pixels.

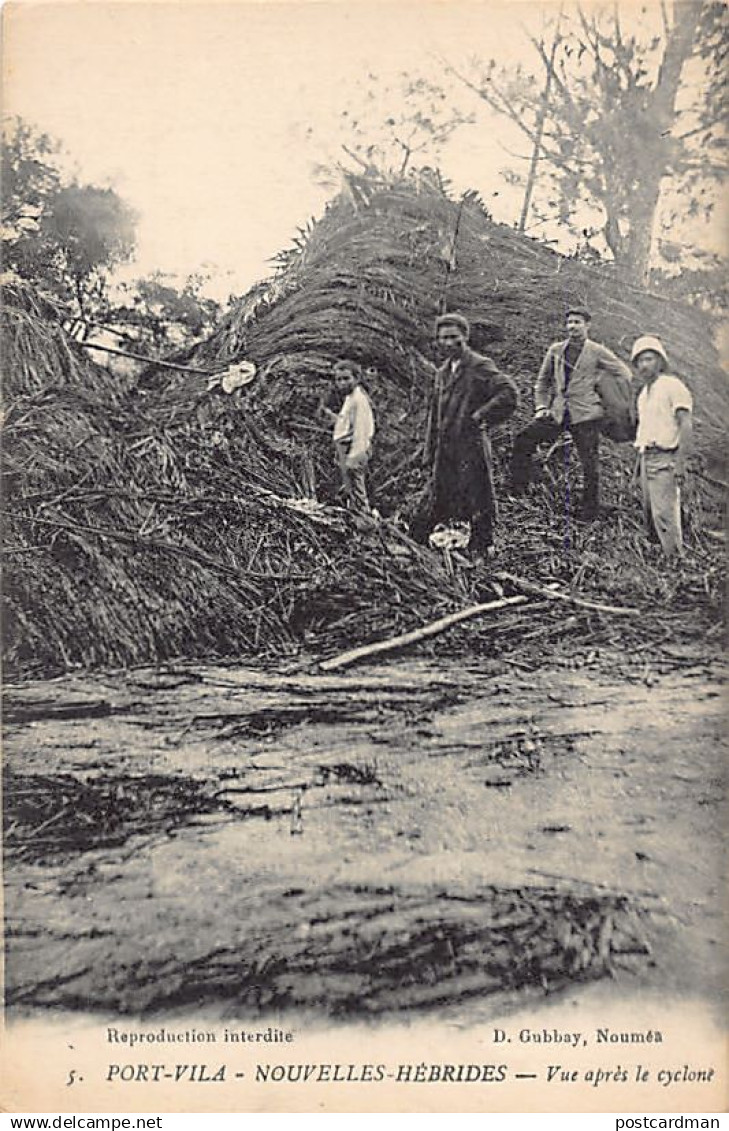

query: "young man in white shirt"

left=631, top=335, right=693, bottom=558
left=320, top=359, right=375, bottom=515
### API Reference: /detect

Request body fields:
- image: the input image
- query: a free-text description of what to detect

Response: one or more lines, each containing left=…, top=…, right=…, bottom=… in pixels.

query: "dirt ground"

left=3, top=641, right=726, bottom=1024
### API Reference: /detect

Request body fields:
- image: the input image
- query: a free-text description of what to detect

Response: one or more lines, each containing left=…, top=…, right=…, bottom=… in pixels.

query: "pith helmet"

left=631, top=335, right=668, bottom=365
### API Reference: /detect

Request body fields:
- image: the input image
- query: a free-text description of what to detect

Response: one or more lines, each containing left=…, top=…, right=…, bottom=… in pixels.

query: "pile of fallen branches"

left=3, top=170, right=727, bottom=677
left=138, top=168, right=726, bottom=631
left=139, top=170, right=728, bottom=504
left=2, top=286, right=479, bottom=675
left=4, top=279, right=484, bottom=675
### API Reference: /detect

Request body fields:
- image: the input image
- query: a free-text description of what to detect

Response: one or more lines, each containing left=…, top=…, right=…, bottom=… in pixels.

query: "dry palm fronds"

left=3, top=173, right=726, bottom=677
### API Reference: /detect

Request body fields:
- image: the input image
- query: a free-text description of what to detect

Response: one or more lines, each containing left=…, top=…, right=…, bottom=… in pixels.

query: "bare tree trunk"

left=622, top=178, right=664, bottom=286
left=74, top=275, right=86, bottom=318
left=619, top=0, right=703, bottom=284
left=451, top=0, right=706, bottom=287
left=519, top=12, right=563, bottom=232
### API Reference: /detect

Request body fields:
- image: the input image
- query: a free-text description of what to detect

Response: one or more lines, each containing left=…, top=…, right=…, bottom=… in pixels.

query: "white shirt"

left=332, top=385, right=375, bottom=460
left=635, top=374, right=692, bottom=452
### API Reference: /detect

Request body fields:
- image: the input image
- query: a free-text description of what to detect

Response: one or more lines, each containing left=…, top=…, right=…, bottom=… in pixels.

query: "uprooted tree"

left=444, top=0, right=729, bottom=285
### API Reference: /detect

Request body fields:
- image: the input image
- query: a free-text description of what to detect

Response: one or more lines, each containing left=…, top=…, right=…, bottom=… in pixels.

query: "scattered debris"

left=3, top=769, right=225, bottom=864
left=5, top=880, right=650, bottom=1015
left=3, top=171, right=725, bottom=682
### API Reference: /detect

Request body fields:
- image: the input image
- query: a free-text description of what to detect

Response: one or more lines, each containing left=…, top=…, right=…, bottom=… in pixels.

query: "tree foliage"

left=304, top=71, right=474, bottom=186
left=109, top=271, right=222, bottom=350
left=447, top=1, right=729, bottom=283
left=2, top=116, right=136, bottom=311
left=45, top=184, right=136, bottom=310
left=2, top=118, right=221, bottom=350
left=1, top=118, right=61, bottom=234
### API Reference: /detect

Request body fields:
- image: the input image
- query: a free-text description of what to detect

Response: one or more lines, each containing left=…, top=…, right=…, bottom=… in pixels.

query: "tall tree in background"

left=42, top=184, right=137, bottom=314
left=2, top=116, right=136, bottom=312
left=1, top=118, right=61, bottom=236
left=303, top=72, right=474, bottom=187
left=447, top=0, right=729, bottom=284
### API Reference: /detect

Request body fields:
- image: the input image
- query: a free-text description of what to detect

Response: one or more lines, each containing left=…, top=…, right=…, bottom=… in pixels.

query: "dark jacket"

left=425, top=346, right=517, bottom=462
left=423, top=346, right=517, bottom=521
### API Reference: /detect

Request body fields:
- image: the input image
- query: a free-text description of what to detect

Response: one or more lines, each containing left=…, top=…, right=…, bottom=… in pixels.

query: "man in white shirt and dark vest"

left=631, top=335, right=693, bottom=559
left=509, top=306, right=632, bottom=520
left=321, top=359, right=375, bottom=515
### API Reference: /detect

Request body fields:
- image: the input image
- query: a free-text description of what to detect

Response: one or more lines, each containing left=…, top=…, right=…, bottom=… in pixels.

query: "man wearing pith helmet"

left=631, top=335, right=693, bottom=559
left=509, top=305, right=632, bottom=520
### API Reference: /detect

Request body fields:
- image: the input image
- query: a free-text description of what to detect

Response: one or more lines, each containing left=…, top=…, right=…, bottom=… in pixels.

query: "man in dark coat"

left=412, top=312, right=518, bottom=556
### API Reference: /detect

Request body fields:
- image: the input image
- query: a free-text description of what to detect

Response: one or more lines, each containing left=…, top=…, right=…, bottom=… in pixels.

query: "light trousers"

left=335, top=440, right=370, bottom=514
left=640, top=449, right=683, bottom=557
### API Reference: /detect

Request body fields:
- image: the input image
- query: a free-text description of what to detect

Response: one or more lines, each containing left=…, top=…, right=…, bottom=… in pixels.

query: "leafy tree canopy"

left=2, top=116, right=136, bottom=312
left=107, top=270, right=222, bottom=351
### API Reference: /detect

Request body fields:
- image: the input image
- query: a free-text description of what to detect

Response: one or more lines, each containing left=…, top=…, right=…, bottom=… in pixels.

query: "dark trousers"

left=510, top=416, right=601, bottom=517
left=411, top=433, right=497, bottom=550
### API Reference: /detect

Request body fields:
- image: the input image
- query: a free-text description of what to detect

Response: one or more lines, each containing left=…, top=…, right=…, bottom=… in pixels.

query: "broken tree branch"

left=320, top=595, right=529, bottom=671
left=495, top=572, right=640, bottom=616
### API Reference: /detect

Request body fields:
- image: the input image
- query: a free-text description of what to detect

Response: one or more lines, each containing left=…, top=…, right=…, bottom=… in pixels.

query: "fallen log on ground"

left=320, top=595, right=528, bottom=671
left=495, top=572, right=640, bottom=617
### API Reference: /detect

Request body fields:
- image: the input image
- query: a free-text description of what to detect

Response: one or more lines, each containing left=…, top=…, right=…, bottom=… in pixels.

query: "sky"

left=1, top=1, right=561, bottom=296
left=2, top=1, right=725, bottom=301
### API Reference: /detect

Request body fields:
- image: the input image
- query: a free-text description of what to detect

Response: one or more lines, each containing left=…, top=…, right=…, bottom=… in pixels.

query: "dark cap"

left=436, top=312, right=470, bottom=336
left=565, top=306, right=591, bottom=322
